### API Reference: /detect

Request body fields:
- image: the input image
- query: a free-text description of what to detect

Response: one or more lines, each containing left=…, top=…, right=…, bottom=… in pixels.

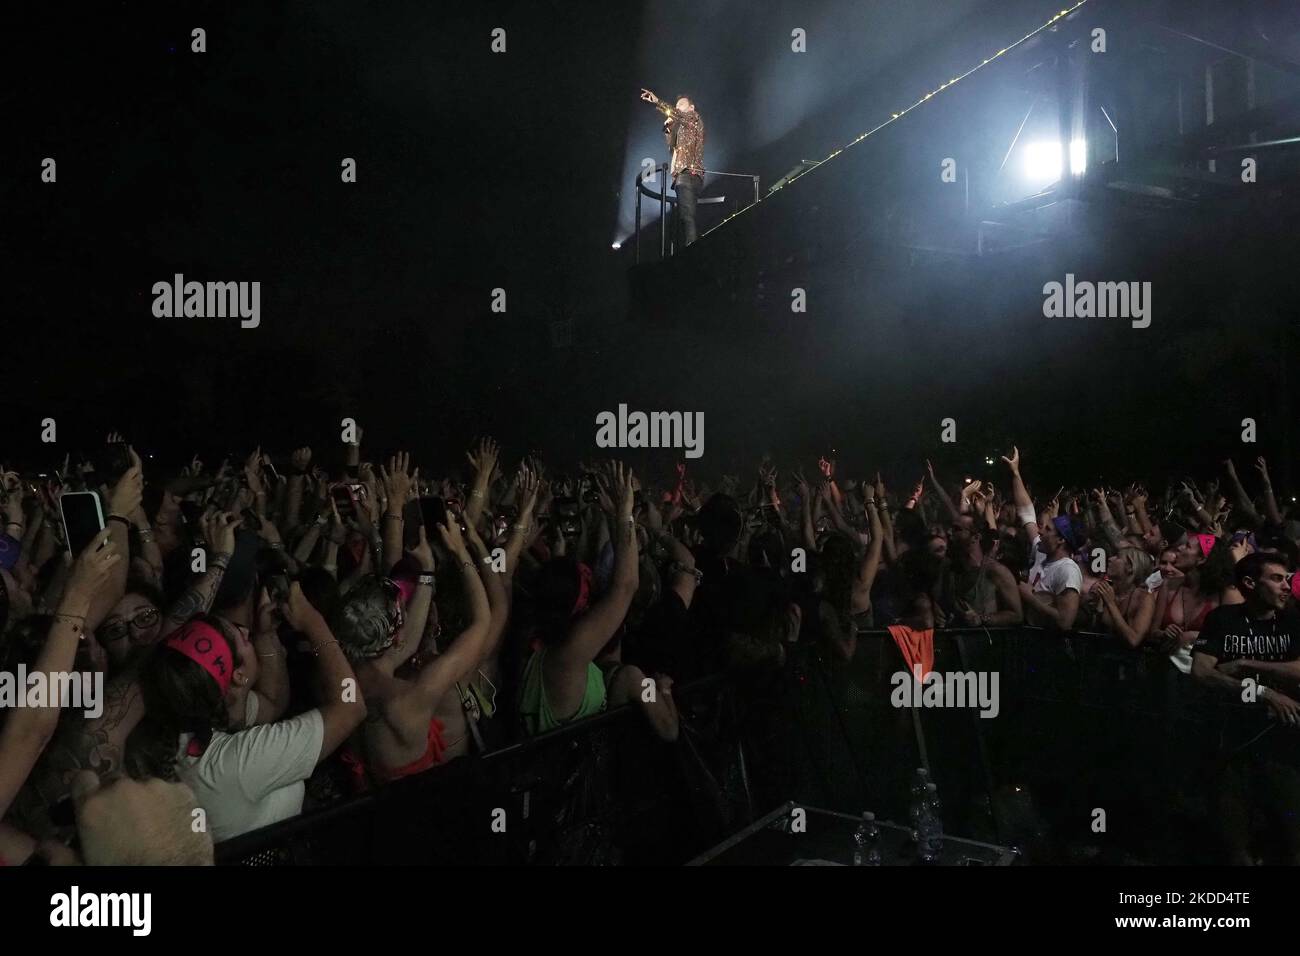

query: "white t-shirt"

left=177, top=694, right=325, bottom=843
left=1028, top=536, right=1083, bottom=596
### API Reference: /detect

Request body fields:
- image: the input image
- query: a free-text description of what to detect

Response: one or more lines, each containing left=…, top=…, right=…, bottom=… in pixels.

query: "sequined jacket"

left=659, top=103, right=705, bottom=181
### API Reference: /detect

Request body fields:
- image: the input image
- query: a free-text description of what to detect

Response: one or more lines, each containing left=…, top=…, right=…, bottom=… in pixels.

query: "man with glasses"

left=1193, top=551, right=1300, bottom=864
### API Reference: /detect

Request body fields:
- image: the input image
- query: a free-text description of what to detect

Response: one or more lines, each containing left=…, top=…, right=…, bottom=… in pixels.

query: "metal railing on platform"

left=634, top=163, right=758, bottom=263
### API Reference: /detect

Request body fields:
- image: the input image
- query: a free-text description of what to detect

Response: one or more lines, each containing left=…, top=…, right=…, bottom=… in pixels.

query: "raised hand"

left=380, top=452, right=414, bottom=509
left=107, top=446, right=144, bottom=519
left=906, top=476, right=925, bottom=508
left=517, top=463, right=541, bottom=511
left=254, top=587, right=281, bottom=636
left=282, top=581, right=326, bottom=633
left=818, top=456, right=835, bottom=479
left=243, top=447, right=265, bottom=496
left=65, top=531, right=122, bottom=603
left=640, top=88, right=660, bottom=104
left=601, top=462, right=635, bottom=520
left=1255, top=456, right=1272, bottom=485
left=794, top=469, right=811, bottom=502
left=1001, top=445, right=1021, bottom=475
left=437, top=509, right=470, bottom=559
left=465, top=437, right=500, bottom=479
left=680, top=478, right=700, bottom=512
left=201, top=511, right=241, bottom=557
left=409, top=524, right=435, bottom=571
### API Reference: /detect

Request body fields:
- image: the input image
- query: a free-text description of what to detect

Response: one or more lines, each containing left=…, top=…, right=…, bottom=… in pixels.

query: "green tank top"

left=519, top=647, right=607, bottom=736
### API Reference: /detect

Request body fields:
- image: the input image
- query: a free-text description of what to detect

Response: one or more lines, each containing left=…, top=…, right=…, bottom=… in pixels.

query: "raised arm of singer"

left=640, top=89, right=705, bottom=247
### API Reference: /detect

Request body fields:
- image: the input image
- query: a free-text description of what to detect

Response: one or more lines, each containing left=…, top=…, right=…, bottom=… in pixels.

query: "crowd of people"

left=1, top=432, right=1298, bottom=865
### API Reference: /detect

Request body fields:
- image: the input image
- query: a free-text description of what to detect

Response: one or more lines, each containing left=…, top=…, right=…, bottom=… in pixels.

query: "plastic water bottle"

left=852, top=811, right=882, bottom=866
left=917, top=782, right=944, bottom=864
left=908, top=768, right=930, bottom=831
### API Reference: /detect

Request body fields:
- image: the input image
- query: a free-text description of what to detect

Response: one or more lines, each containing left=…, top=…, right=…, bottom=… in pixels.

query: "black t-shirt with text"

left=1194, top=604, right=1300, bottom=753
left=1194, top=604, right=1300, bottom=670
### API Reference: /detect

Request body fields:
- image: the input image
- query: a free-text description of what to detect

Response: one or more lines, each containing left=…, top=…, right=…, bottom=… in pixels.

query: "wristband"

left=417, top=572, right=435, bottom=585
left=108, top=514, right=131, bottom=527
left=670, top=561, right=703, bottom=584
left=470, top=489, right=485, bottom=500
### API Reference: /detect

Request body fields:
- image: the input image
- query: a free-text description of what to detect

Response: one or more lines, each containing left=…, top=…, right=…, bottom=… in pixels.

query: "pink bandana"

left=163, top=620, right=233, bottom=695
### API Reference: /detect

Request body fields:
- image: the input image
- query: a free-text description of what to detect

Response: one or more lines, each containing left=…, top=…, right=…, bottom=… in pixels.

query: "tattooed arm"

left=20, top=668, right=148, bottom=835
left=0, top=538, right=121, bottom=821
left=159, top=512, right=237, bottom=637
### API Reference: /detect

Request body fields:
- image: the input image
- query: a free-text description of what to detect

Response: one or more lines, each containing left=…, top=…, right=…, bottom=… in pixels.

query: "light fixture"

left=1023, top=138, right=1087, bottom=182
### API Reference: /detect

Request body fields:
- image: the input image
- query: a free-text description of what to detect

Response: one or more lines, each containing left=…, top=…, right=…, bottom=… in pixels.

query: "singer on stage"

left=640, top=89, right=705, bottom=247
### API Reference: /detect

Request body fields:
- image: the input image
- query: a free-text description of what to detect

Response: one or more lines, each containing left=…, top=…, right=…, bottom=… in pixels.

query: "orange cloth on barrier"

left=887, top=625, right=935, bottom=680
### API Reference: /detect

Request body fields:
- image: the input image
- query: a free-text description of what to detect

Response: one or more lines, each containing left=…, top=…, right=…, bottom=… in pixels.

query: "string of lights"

left=707, top=0, right=1090, bottom=233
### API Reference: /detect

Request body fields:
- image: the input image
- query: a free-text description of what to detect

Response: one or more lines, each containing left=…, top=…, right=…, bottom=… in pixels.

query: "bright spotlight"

left=1023, top=141, right=1062, bottom=181
left=1023, top=139, right=1087, bottom=182
left=611, top=241, right=621, bottom=250
left=1069, top=138, right=1087, bottom=175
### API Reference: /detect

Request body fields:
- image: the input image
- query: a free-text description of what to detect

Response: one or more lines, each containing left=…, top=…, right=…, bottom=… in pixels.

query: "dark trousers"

left=674, top=173, right=703, bottom=248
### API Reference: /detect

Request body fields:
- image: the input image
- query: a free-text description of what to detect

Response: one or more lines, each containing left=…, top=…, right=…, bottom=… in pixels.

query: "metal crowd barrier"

left=215, top=626, right=1262, bottom=865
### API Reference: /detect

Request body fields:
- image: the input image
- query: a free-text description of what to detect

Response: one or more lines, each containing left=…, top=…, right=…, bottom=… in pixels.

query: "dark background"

left=4, top=0, right=1299, bottom=493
